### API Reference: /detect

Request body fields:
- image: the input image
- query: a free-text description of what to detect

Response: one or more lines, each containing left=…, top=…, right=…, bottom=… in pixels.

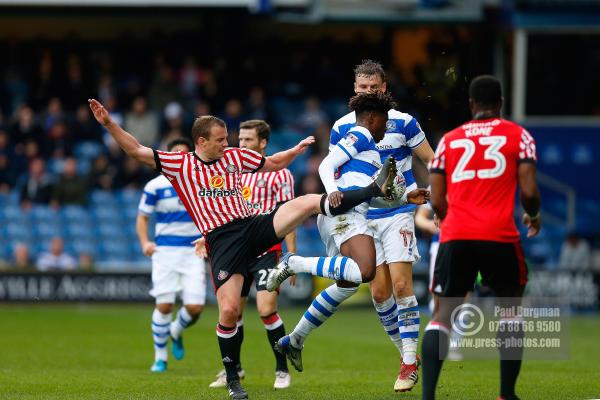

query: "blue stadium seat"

left=6, top=222, right=33, bottom=242
left=73, top=141, right=104, bottom=161
left=3, top=205, right=31, bottom=223
left=61, top=205, right=92, bottom=224
left=98, top=239, right=132, bottom=261
left=34, top=222, right=65, bottom=239
left=72, top=240, right=96, bottom=256
left=64, top=221, right=95, bottom=240
left=97, top=222, right=128, bottom=239
left=92, top=204, right=122, bottom=223
left=117, top=189, right=143, bottom=207
left=90, top=190, right=118, bottom=207
left=31, top=206, right=61, bottom=223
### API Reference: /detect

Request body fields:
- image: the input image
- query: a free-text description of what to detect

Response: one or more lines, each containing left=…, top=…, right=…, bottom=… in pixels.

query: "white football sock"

left=152, top=309, right=171, bottom=361
left=397, top=295, right=420, bottom=365
left=288, top=255, right=363, bottom=283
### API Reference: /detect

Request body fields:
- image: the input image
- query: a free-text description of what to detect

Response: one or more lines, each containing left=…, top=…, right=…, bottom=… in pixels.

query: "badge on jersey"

left=209, top=175, right=225, bottom=189
left=386, top=120, right=396, bottom=132
left=242, top=187, right=252, bottom=200
left=256, top=179, right=266, bottom=188
left=343, top=133, right=359, bottom=147
left=226, top=164, right=238, bottom=173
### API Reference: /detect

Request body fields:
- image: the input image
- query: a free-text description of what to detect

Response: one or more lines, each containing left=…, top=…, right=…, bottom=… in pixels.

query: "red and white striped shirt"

left=153, top=147, right=265, bottom=235
left=240, top=169, right=295, bottom=215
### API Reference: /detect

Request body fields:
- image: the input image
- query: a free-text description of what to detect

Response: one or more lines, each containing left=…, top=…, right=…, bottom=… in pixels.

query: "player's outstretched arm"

left=88, top=99, right=156, bottom=169
left=261, top=136, right=315, bottom=172
left=413, top=140, right=435, bottom=165
left=518, top=162, right=541, bottom=237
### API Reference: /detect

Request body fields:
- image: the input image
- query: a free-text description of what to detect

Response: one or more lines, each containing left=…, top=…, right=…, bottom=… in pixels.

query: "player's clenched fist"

left=88, top=99, right=112, bottom=127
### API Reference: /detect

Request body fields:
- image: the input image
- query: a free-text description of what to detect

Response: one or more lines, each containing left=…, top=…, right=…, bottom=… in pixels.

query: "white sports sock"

left=170, top=307, right=196, bottom=340
left=397, top=295, right=420, bottom=365
left=373, top=296, right=403, bottom=356
left=290, top=283, right=359, bottom=347
left=152, top=309, right=171, bottom=361
left=288, top=255, right=362, bottom=283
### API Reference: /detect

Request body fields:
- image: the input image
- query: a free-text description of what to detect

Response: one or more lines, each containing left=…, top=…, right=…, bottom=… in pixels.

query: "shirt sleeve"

left=336, top=130, right=371, bottom=159
left=238, top=148, right=266, bottom=173
left=428, top=136, right=447, bottom=175
left=275, top=169, right=295, bottom=203
left=153, top=150, right=185, bottom=177
left=138, top=180, right=156, bottom=216
left=318, top=144, right=352, bottom=194
left=404, top=117, right=427, bottom=149
left=518, top=129, right=537, bottom=164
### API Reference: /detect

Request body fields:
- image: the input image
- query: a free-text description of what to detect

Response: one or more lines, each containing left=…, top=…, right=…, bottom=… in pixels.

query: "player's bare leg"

left=388, top=261, right=420, bottom=392
left=215, top=274, right=248, bottom=400
left=150, top=302, right=174, bottom=372
left=256, top=290, right=291, bottom=388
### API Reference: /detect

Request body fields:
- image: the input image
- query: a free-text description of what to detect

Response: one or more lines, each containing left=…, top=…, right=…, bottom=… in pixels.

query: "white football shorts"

left=368, top=212, right=421, bottom=266
left=317, top=210, right=373, bottom=257
left=150, top=246, right=207, bottom=305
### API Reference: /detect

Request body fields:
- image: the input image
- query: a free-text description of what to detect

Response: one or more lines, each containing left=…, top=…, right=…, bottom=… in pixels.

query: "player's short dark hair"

left=167, top=137, right=193, bottom=152
left=469, top=75, right=502, bottom=107
left=239, top=119, right=271, bottom=143
left=354, top=59, right=386, bottom=82
left=349, top=91, right=396, bottom=116
left=191, top=115, right=226, bottom=142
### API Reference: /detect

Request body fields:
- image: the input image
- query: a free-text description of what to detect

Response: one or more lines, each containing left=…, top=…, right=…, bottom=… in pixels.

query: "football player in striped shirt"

left=208, top=119, right=296, bottom=389
left=136, top=137, right=206, bottom=373
left=268, top=92, right=430, bottom=373
left=329, top=60, right=435, bottom=392
left=89, top=98, right=398, bottom=400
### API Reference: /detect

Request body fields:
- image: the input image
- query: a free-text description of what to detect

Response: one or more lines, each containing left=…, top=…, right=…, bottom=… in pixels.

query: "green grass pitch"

left=0, top=304, right=599, bottom=399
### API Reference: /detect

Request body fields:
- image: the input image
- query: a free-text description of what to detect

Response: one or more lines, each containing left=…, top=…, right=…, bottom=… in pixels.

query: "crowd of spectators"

left=0, top=28, right=479, bottom=270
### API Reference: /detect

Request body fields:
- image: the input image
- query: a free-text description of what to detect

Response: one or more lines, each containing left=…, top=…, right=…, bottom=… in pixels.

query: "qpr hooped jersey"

left=429, top=118, right=537, bottom=243
left=153, top=147, right=265, bottom=236
left=138, top=175, right=201, bottom=247
left=240, top=169, right=295, bottom=215
left=331, top=109, right=426, bottom=219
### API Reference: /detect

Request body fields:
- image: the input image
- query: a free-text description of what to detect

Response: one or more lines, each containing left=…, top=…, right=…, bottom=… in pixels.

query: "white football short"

left=368, top=212, right=420, bottom=266
left=317, top=210, right=373, bottom=257
left=150, top=246, right=207, bottom=305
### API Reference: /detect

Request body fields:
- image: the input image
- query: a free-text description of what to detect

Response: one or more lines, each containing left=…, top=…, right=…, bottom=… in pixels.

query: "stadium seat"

left=34, top=222, right=65, bottom=239
left=117, top=189, right=143, bottom=207
left=31, top=206, right=62, bottom=223
left=6, top=222, right=33, bottom=242
left=97, top=222, right=128, bottom=239
left=98, top=239, right=132, bottom=262
left=73, top=141, right=105, bottom=161
left=90, top=190, right=118, bottom=207
left=64, top=221, right=95, bottom=240
left=92, top=204, right=122, bottom=223
left=61, top=205, right=92, bottom=224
